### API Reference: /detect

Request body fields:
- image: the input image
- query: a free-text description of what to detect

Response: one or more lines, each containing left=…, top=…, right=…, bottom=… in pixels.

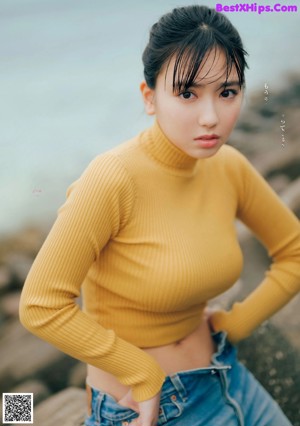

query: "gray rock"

left=268, top=174, right=291, bottom=194
left=0, top=265, right=12, bottom=293
left=4, top=252, right=33, bottom=287
left=281, top=177, right=300, bottom=214
left=0, top=227, right=46, bottom=260
left=68, top=362, right=87, bottom=388
left=0, top=320, right=65, bottom=392
left=0, top=291, right=21, bottom=318
left=252, top=144, right=300, bottom=179
left=34, top=387, right=86, bottom=426
left=271, top=294, right=300, bottom=352
left=10, top=379, right=50, bottom=405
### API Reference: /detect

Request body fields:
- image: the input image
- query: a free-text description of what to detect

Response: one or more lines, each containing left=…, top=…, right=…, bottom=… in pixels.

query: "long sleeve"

left=19, top=153, right=166, bottom=402
left=210, top=148, right=300, bottom=342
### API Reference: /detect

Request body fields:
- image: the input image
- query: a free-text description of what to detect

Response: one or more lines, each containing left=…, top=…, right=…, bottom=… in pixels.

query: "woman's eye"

left=179, top=91, right=195, bottom=100
left=221, top=89, right=238, bottom=98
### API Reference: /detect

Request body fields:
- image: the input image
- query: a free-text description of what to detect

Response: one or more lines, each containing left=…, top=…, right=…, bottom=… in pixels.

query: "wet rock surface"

left=238, top=323, right=300, bottom=425
left=1, top=78, right=299, bottom=425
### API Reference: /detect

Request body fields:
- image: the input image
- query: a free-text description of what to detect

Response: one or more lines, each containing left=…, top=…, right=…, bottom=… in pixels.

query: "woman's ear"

left=140, top=81, right=156, bottom=115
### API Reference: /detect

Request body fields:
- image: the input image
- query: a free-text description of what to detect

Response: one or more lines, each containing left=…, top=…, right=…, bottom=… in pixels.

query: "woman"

left=19, top=5, right=300, bottom=426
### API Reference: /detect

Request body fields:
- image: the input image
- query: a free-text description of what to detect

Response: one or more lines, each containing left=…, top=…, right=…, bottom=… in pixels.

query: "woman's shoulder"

left=215, top=143, right=253, bottom=175
left=64, top=138, right=140, bottom=207
left=83, top=135, right=140, bottom=181
left=205, top=143, right=244, bottom=170
left=90, top=134, right=141, bottom=173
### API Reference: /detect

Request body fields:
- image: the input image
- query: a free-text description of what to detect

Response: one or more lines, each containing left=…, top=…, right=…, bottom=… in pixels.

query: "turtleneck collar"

left=140, top=119, right=198, bottom=174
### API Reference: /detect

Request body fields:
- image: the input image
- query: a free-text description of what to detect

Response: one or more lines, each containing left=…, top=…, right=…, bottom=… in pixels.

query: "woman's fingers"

left=118, top=389, right=161, bottom=426
left=136, top=391, right=161, bottom=425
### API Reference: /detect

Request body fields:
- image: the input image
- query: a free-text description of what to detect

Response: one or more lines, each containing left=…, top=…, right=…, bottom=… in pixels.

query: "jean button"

left=211, top=369, right=216, bottom=375
left=171, top=394, right=177, bottom=401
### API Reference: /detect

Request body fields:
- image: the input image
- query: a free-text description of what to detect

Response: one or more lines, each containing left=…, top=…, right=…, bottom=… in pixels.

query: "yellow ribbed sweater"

left=19, top=120, right=300, bottom=402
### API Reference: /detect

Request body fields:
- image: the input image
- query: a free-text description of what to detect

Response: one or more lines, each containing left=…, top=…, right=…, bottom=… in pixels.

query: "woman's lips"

left=194, top=135, right=220, bottom=149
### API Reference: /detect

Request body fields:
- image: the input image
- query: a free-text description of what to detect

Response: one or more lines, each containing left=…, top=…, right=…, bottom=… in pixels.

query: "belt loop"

left=211, top=331, right=228, bottom=365
left=95, top=392, right=105, bottom=424
left=169, top=374, right=188, bottom=401
left=86, top=383, right=104, bottom=424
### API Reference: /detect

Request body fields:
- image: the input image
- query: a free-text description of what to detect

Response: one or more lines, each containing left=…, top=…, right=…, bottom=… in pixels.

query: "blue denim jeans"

left=84, top=331, right=292, bottom=426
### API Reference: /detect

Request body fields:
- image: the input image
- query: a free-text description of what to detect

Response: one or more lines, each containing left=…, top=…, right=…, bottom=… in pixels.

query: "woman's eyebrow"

left=218, top=80, right=241, bottom=89
left=187, top=80, right=241, bottom=90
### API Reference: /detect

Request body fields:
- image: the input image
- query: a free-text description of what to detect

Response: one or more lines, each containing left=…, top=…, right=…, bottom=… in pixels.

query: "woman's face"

left=141, top=49, right=244, bottom=159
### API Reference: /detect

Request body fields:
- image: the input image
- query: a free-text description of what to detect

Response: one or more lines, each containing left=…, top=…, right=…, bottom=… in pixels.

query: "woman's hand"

left=118, top=389, right=161, bottom=426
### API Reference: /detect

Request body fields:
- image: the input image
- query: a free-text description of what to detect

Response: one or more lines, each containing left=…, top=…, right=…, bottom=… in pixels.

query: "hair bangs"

left=171, top=32, right=216, bottom=93
left=217, top=36, right=247, bottom=87
left=142, top=6, right=249, bottom=90
left=171, top=31, right=247, bottom=93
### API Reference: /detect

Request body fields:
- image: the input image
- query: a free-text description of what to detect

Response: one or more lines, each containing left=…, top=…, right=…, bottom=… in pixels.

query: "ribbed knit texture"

left=19, top=120, right=300, bottom=402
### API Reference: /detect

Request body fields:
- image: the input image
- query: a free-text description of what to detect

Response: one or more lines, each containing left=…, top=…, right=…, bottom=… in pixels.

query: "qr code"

left=2, top=393, right=33, bottom=424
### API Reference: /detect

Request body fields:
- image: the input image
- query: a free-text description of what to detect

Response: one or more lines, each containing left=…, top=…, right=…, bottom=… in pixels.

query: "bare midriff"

left=87, top=317, right=216, bottom=401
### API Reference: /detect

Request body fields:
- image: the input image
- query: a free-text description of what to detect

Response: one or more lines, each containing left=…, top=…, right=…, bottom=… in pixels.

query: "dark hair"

left=142, top=5, right=248, bottom=92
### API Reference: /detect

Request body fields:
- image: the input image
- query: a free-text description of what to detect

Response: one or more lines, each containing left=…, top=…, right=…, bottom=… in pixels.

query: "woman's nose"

left=197, top=100, right=219, bottom=128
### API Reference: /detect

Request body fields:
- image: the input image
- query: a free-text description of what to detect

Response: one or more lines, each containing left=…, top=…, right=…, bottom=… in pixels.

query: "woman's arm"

left=19, top=153, right=165, bottom=402
left=210, top=147, right=300, bottom=342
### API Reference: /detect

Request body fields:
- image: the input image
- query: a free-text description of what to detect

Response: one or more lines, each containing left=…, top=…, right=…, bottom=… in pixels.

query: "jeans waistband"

left=86, top=331, right=236, bottom=420
left=164, top=331, right=234, bottom=398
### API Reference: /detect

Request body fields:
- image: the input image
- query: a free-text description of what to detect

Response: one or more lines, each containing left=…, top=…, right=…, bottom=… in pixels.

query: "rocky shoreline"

left=0, top=76, right=299, bottom=425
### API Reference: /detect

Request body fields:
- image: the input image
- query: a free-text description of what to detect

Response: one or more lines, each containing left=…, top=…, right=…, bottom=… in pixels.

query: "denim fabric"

left=84, top=331, right=292, bottom=426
